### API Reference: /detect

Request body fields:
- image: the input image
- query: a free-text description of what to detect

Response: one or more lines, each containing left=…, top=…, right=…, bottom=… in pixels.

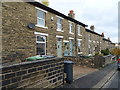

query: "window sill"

left=35, top=25, right=48, bottom=29
left=78, top=52, right=83, bottom=54
left=57, top=29, right=64, bottom=32
left=78, top=34, right=82, bottom=36
left=89, top=40, right=91, bottom=42
left=69, top=32, right=74, bottom=34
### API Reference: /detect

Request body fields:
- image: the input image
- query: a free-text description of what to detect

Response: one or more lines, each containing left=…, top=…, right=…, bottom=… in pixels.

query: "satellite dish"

left=27, top=23, right=35, bottom=29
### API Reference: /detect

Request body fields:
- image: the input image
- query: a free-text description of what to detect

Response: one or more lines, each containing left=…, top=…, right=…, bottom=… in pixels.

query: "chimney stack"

left=68, top=10, right=75, bottom=19
left=102, top=32, right=104, bottom=37
left=90, top=25, right=95, bottom=31
left=41, top=0, right=49, bottom=6
left=108, top=37, right=110, bottom=41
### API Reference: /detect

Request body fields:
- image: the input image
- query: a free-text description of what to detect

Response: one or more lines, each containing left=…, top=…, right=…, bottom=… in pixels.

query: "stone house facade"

left=84, top=28, right=103, bottom=56
left=84, top=28, right=115, bottom=56
left=1, top=1, right=115, bottom=65
left=102, top=38, right=114, bottom=52
left=2, top=2, right=87, bottom=65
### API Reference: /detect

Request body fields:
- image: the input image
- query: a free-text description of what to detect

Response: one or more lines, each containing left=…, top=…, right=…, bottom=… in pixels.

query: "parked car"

left=117, top=61, right=120, bottom=70
left=117, top=57, right=120, bottom=70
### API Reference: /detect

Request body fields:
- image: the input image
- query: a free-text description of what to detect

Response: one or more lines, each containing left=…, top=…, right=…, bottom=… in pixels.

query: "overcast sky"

left=49, top=0, right=119, bottom=43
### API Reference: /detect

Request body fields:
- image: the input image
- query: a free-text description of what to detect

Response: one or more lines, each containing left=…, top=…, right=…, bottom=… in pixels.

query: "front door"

left=69, top=40, right=73, bottom=56
left=64, top=42, right=69, bottom=56
left=57, top=38, right=62, bottom=57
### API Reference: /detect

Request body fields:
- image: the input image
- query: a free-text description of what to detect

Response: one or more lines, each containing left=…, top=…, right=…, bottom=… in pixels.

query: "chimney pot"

left=68, top=10, right=75, bottom=19
left=70, top=10, right=74, bottom=13
left=102, top=32, right=104, bottom=37
left=90, top=25, right=95, bottom=31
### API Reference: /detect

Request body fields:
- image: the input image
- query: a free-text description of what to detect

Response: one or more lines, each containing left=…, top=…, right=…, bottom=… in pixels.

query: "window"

left=78, top=40, right=81, bottom=47
left=78, top=25, right=81, bottom=35
left=78, top=40, right=81, bottom=52
left=88, top=45, right=91, bottom=54
left=36, top=35, right=46, bottom=55
left=57, top=18, right=62, bottom=31
left=89, top=34, right=91, bottom=40
left=69, top=22, right=73, bottom=33
left=37, top=9, right=45, bottom=27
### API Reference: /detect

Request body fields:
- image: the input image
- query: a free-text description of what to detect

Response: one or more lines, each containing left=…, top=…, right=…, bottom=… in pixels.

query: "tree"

left=111, top=48, right=120, bottom=56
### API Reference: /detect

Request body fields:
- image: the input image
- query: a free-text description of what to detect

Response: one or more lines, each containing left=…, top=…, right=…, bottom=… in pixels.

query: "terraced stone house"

left=84, top=27, right=103, bottom=56
left=1, top=1, right=115, bottom=65
left=2, top=1, right=88, bottom=65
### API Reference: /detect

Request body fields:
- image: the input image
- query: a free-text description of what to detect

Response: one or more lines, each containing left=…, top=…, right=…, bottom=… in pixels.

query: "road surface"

left=102, top=70, right=120, bottom=89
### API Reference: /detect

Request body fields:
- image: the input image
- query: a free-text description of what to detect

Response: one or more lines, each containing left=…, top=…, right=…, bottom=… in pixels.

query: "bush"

left=95, top=52, right=100, bottom=56
left=101, top=48, right=110, bottom=55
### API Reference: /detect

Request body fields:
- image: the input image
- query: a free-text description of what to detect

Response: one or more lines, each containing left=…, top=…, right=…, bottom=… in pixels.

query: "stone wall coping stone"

left=1, top=57, right=63, bottom=69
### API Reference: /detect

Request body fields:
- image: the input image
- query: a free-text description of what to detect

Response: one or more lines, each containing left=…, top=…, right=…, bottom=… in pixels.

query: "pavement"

left=55, top=62, right=117, bottom=89
left=73, top=65, right=98, bottom=80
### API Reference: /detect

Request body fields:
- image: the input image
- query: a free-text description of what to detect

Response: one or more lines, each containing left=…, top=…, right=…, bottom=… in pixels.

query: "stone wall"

left=1, top=58, right=65, bottom=89
left=64, top=55, right=116, bottom=68
left=2, top=2, right=37, bottom=64
left=94, top=55, right=116, bottom=68
left=64, top=56, right=95, bottom=68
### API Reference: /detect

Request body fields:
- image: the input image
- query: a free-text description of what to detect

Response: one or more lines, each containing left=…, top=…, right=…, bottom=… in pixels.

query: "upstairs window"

left=57, top=18, right=62, bottom=31
left=78, top=40, right=81, bottom=47
left=78, top=25, right=81, bottom=35
left=89, top=34, right=91, bottom=40
left=37, top=9, right=45, bottom=27
left=69, top=22, right=73, bottom=33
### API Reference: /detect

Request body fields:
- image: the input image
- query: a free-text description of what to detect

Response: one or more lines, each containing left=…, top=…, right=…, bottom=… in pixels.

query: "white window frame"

left=69, top=22, right=74, bottom=34
left=78, top=25, right=82, bottom=36
left=34, top=32, right=48, bottom=55
left=36, top=35, right=46, bottom=55
left=35, top=7, right=48, bottom=29
left=69, top=37, right=74, bottom=40
left=56, top=16, right=63, bottom=32
left=89, top=34, right=91, bottom=40
left=77, top=39, right=82, bottom=53
left=56, top=35, right=63, bottom=38
left=88, top=45, right=91, bottom=54
left=69, top=21, right=74, bottom=34
left=77, top=39, right=81, bottom=47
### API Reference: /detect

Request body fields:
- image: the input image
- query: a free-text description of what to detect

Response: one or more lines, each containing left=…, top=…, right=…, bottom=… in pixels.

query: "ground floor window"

left=77, top=39, right=81, bottom=52
left=36, top=35, right=46, bottom=55
left=88, top=45, right=91, bottom=54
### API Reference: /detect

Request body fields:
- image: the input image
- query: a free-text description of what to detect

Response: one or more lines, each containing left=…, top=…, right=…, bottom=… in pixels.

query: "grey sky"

left=49, top=0, right=119, bottom=43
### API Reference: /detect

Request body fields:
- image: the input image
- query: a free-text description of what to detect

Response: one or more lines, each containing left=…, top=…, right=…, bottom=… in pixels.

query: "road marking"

left=92, top=68, right=117, bottom=89
left=102, top=71, right=118, bottom=88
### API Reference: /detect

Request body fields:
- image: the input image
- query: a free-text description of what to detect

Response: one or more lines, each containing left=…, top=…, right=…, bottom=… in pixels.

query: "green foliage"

left=95, top=52, right=100, bottom=56
left=101, top=48, right=110, bottom=55
left=111, top=48, right=120, bottom=56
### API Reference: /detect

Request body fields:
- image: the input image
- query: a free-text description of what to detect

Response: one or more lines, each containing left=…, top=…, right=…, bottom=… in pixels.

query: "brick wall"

left=1, top=58, right=65, bottom=89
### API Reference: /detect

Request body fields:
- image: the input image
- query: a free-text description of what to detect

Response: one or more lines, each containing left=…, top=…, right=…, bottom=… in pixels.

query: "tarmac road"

left=102, top=70, right=120, bottom=89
